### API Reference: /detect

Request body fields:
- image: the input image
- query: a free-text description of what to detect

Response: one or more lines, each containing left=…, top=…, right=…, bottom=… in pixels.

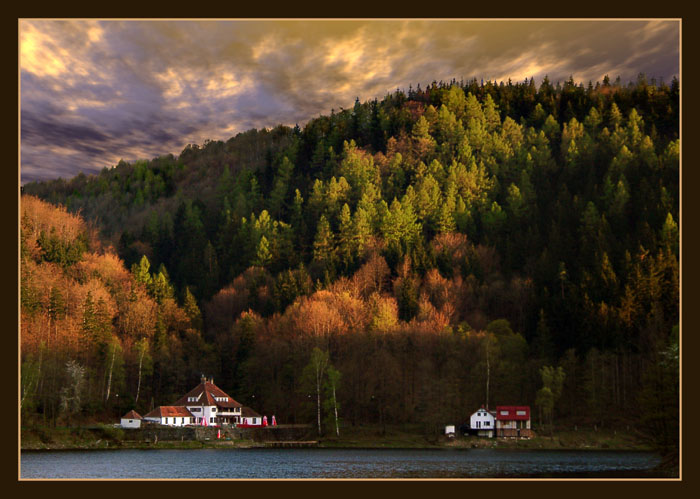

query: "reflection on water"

left=20, top=448, right=663, bottom=479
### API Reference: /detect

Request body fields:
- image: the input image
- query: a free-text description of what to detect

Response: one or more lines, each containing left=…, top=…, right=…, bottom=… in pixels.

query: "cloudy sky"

left=20, top=19, right=680, bottom=184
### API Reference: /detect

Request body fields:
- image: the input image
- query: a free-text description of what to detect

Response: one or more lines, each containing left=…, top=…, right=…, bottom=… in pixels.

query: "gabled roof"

left=495, top=406, right=530, bottom=421
left=144, top=406, right=194, bottom=418
left=471, top=408, right=495, bottom=418
left=172, top=378, right=243, bottom=409
left=241, top=406, right=261, bottom=418
left=121, top=410, right=142, bottom=420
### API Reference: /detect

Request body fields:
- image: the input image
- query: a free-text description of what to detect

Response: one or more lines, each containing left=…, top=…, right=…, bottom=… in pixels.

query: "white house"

left=137, top=376, right=260, bottom=428
left=120, top=410, right=143, bottom=429
left=239, top=406, right=262, bottom=427
left=470, top=406, right=496, bottom=438
left=172, top=376, right=244, bottom=426
left=143, top=406, right=194, bottom=426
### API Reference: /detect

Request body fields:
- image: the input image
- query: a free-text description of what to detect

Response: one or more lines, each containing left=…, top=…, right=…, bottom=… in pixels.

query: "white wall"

left=470, top=410, right=495, bottom=430
left=120, top=418, right=141, bottom=428
left=153, top=416, right=192, bottom=426
left=187, top=405, right=218, bottom=425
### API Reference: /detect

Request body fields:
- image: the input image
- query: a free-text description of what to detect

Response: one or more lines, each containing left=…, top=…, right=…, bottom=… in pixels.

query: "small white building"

left=120, top=410, right=143, bottom=429
left=470, top=407, right=496, bottom=438
left=239, top=406, right=262, bottom=426
left=143, top=406, right=194, bottom=426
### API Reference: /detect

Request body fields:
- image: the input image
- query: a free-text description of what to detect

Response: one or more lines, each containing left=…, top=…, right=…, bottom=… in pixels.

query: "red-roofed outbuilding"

left=143, top=406, right=194, bottom=426
left=120, top=410, right=143, bottom=428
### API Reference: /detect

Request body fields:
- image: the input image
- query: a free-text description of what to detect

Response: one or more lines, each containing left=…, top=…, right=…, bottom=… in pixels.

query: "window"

left=210, top=417, right=214, bottom=423
left=500, top=411, right=509, bottom=416
left=484, top=422, right=490, bottom=427
left=212, top=407, right=217, bottom=412
left=516, top=410, right=526, bottom=416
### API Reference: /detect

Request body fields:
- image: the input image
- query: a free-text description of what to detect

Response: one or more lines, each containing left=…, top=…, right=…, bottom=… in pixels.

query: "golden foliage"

left=21, top=195, right=87, bottom=248
left=76, top=252, right=132, bottom=290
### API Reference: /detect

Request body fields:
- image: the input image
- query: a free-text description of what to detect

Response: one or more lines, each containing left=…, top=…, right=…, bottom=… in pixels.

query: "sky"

left=19, top=19, right=680, bottom=184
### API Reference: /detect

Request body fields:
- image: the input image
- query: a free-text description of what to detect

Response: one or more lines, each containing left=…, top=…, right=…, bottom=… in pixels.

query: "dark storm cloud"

left=20, top=19, right=679, bottom=183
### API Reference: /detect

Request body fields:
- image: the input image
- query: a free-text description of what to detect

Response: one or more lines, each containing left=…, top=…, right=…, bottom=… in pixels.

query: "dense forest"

left=21, top=74, right=679, bottom=455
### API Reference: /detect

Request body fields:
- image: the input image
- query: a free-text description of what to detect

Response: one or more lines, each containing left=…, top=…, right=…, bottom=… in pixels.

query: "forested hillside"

left=22, top=75, right=679, bottom=454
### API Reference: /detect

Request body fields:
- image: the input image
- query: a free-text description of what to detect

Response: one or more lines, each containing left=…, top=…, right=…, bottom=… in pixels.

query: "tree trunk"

left=316, top=373, right=322, bottom=436
left=105, top=344, right=116, bottom=402
left=486, top=339, right=490, bottom=410
left=332, top=383, right=339, bottom=437
left=135, top=349, right=144, bottom=404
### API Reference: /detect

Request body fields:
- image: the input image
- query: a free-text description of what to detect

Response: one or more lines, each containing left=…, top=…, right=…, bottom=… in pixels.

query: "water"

left=20, top=448, right=663, bottom=479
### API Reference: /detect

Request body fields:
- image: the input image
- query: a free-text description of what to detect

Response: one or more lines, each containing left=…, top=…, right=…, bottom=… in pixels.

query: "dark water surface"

left=20, top=448, right=663, bottom=479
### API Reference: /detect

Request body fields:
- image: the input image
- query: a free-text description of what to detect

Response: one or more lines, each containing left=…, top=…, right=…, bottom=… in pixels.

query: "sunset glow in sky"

left=20, top=19, right=680, bottom=183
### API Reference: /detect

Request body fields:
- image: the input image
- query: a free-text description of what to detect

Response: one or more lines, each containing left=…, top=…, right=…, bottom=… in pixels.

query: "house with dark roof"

left=125, top=376, right=262, bottom=428
left=238, top=406, right=263, bottom=427
left=172, top=375, right=244, bottom=426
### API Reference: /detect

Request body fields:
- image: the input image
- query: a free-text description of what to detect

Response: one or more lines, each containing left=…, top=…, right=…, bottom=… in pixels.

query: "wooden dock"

left=262, top=441, right=318, bottom=448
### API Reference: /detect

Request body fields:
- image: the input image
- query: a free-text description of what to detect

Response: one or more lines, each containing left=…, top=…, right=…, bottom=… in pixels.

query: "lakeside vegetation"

left=21, top=75, right=679, bottom=463
left=21, top=423, right=649, bottom=453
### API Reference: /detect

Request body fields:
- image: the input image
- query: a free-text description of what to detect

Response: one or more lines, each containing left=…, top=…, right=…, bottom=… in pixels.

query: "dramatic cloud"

left=20, top=19, right=680, bottom=184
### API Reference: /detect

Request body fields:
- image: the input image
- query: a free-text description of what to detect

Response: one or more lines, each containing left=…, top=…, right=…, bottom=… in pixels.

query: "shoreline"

left=21, top=425, right=678, bottom=477
left=20, top=424, right=655, bottom=453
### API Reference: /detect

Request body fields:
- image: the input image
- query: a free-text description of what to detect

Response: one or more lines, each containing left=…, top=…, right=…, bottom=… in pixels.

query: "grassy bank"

left=20, top=425, right=260, bottom=451
left=21, top=424, right=651, bottom=452
left=317, top=424, right=652, bottom=451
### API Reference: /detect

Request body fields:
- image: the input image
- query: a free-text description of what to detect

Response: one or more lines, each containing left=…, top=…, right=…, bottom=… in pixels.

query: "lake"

left=20, top=448, right=663, bottom=479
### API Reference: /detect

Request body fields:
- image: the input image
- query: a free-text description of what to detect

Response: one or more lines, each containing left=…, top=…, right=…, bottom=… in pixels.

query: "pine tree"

left=337, top=204, right=354, bottom=272
left=183, top=287, right=202, bottom=331
left=131, top=255, right=153, bottom=287
left=313, top=215, right=336, bottom=270
left=254, top=235, right=272, bottom=268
